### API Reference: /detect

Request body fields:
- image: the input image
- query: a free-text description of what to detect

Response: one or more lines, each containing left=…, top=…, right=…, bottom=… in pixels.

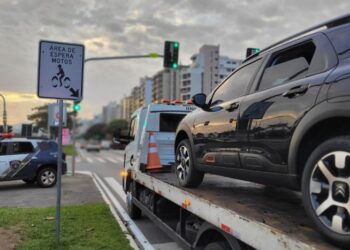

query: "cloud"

left=0, top=0, right=349, bottom=123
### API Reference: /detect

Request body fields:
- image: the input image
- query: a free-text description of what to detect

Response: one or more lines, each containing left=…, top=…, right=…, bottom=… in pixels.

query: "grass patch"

left=63, top=145, right=77, bottom=156
left=0, top=203, right=132, bottom=250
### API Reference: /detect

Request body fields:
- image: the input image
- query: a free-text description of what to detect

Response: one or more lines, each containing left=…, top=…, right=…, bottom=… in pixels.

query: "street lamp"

left=0, top=93, right=7, bottom=132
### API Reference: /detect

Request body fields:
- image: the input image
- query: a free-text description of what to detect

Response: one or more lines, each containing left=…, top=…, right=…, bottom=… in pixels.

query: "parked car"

left=175, top=16, right=350, bottom=246
left=85, top=141, right=100, bottom=152
left=0, top=138, right=66, bottom=187
left=100, top=140, right=111, bottom=150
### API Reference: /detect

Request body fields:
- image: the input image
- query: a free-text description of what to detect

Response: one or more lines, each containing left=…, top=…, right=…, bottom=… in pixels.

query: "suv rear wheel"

left=37, top=167, right=57, bottom=188
left=302, top=136, right=350, bottom=246
left=176, top=139, right=204, bottom=188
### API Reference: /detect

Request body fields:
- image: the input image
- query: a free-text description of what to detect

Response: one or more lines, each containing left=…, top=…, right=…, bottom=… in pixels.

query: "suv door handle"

left=282, top=85, right=309, bottom=98
left=225, top=102, right=240, bottom=112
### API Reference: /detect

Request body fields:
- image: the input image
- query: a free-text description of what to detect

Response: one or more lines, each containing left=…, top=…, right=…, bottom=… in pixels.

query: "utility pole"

left=71, top=112, right=77, bottom=176
left=0, top=93, right=7, bottom=132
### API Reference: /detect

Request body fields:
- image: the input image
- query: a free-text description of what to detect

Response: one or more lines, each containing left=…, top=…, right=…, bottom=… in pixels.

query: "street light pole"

left=0, top=93, right=7, bottom=132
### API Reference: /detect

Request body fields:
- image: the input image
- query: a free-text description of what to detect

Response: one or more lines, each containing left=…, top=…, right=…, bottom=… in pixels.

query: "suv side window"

left=210, top=59, right=262, bottom=106
left=0, top=143, right=8, bottom=155
left=258, top=42, right=316, bottom=91
left=11, top=142, right=34, bottom=154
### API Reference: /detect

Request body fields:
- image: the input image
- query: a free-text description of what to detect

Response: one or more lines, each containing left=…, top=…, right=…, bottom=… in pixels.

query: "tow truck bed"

left=132, top=171, right=337, bottom=250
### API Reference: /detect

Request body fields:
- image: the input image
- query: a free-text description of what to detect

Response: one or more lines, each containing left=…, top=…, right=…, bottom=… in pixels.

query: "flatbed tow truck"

left=122, top=103, right=338, bottom=250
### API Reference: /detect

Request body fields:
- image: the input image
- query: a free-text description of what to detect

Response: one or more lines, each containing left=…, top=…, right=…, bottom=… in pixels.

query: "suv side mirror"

left=192, top=93, right=209, bottom=110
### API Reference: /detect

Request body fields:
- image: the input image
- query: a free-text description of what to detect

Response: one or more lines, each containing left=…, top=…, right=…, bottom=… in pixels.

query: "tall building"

left=200, top=45, right=220, bottom=95
left=102, top=101, right=119, bottom=124
left=140, top=77, right=153, bottom=107
left=119, top=95, right=133, bottom=121
left=152, top=66, right=189, bottom=103
left=180, top=45, right=242, bottom=101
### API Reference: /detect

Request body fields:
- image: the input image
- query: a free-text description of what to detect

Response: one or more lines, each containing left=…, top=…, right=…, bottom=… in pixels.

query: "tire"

left=302, top=136, right=350, bottom=247
left=175, top=139, right=204, bottom=188
left=204, top=241, right=231, bottom=250
left=22, top=178, right=35, bottom=184
left=37, top=167, right=57, bottom=188
left=127, top=181, right=142, bottom=219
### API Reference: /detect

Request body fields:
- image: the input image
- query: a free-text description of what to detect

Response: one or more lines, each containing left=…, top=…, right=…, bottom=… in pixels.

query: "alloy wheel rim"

left=177, top=145, right=190, bottom=181
left=41, top=170, right=55, bottom=185
left=309, top=151, right=350, bottom=234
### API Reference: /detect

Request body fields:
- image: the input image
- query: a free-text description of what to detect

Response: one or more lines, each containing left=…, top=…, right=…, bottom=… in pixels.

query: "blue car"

left=0, top=138, right=67, bottom=187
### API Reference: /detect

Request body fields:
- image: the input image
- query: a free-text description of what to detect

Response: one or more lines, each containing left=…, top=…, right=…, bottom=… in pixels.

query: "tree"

left=83, top=119, right=128, bottom=141
left=27, top=103, right=74, bottom=138
left=83, top=123, right=107, bottom=140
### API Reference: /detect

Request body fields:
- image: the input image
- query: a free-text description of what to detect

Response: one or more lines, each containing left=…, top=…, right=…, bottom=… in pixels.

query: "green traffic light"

left=173, top=42, right=179, bottom=48
left=73, top=104, right=81, bottom=112
left=172, top=63, right=178, bottom=69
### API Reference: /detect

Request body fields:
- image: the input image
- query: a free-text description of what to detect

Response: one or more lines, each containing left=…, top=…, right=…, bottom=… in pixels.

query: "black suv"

left=0, top=138, right=67, bottom=187
left=175, top=15, right=350, bottom=246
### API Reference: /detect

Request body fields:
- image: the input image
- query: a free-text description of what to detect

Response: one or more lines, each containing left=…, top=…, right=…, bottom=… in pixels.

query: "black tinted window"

left=258, top=42, right=316, bottom=91
left=159, top=114, right=186, bottom=132
left=12, top=142, right=34, bottom=154
left=211, top=59, right=261, bottom=106
left=0, top=143, right=7, bottom=155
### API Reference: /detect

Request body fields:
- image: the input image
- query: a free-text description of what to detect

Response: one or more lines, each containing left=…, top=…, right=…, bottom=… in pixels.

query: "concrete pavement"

left=0, top=174, right=102, bottom=208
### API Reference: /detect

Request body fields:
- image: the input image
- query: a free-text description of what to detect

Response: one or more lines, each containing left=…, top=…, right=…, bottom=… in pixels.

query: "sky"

left=0, top=0, right=349, bottom=125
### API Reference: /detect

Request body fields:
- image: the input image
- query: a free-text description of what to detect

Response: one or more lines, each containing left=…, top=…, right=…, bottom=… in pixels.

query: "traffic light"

left=246, top=48, right=260, bottom=58
left=164, top=41, right=179, bottom=69
left=73, top=100, right=81, bottom=113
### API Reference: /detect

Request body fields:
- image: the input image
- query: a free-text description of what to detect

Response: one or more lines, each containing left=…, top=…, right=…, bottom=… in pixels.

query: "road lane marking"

left=76, top=158, right=82, bottom=163
left=96, top=157, right=106, bottom=163
left=105, top=177, right=126, bottom=201
left=92, top=173, right=153, bottom=250
left=153, top=242, right=182, bottom=250
left=86, top=157, right=93, bottom=163
left=107, top=157, right=118, bottom=164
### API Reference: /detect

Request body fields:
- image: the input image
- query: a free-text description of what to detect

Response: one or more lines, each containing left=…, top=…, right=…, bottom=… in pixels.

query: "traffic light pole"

left=0, top=94, right=7, bottom=132
left=71, top=112, right=76, bottom=176
left=84, top=54, right=163, bottom=63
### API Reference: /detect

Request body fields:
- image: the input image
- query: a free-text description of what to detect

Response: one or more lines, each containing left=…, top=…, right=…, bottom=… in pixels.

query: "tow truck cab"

left=123, top=103, right=195, bottom=172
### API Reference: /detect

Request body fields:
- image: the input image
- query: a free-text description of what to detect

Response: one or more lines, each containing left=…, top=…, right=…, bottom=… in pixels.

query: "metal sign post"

left=56, top=99, right=63, bottom=244
left=37, top=40, right=84, bottom=245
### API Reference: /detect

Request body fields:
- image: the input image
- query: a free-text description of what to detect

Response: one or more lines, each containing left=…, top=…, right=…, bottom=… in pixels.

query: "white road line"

left=105, top=177, right=126, bottom=201
left=153, top=242, right=182, bottom=250
left=96, top=157, right=106, bottom=163
left=107, top=157, right=118, bottom=164
left=76, top=158, right=82, bottom=163
left=86, top=157, right=93, bottom=163
left=93, top=173, right=153, bottom=250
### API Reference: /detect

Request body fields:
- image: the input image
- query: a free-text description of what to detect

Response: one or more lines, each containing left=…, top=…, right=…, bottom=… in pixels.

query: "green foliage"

left=0, top=203, right=132, bottom=250
left=27, top=103, right=74, bottom=138
left=84, top=119, right=128, bottom=140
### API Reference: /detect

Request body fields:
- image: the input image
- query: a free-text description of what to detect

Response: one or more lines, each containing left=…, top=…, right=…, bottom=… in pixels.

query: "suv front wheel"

left=302, top=136, right=350, bottom=246
left=37, top=167, right=57, bottom=188
left=176, top=139, right=204, bottom=188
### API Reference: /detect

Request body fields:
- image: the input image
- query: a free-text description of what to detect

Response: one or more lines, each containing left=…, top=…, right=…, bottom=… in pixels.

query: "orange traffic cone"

left=146, top=132, right=162, bottom=171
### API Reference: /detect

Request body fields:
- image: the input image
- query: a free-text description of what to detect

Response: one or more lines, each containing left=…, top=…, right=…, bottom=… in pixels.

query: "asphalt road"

left=73, top=146, right=181, bottom=250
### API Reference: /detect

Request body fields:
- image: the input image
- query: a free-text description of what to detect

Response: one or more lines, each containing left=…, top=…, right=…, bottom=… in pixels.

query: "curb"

left=76, top=171, right=154, bottom=250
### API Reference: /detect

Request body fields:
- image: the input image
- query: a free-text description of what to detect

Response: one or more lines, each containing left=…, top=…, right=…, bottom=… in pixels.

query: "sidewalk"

left=0, top=174, right=103, bottom=208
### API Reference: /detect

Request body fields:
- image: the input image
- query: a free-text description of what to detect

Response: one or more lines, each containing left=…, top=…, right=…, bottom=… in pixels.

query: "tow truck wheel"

left=302, top=136, right=350, bottom=246
left=127, top=181, right=142, bottom=219
left=176, top=139, right=204, bottom=188
left=204, top=241, right=231, bottom=250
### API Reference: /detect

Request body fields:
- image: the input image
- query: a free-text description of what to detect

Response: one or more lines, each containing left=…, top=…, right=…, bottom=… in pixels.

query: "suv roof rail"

left=243, top=14, right=350, bottom=63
